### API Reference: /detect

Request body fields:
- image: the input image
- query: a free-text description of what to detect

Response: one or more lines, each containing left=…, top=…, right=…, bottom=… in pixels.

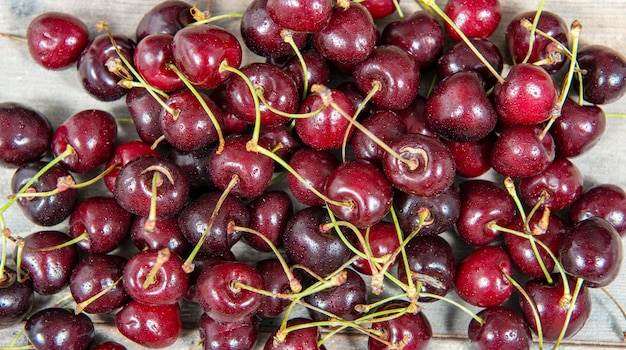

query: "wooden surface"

left=1, top=0, right=626, bottom=349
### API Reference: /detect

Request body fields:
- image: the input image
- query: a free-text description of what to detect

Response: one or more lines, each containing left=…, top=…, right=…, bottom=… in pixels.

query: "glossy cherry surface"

left=569, top=183, right=626, bottom=236
left=115, top=300, right=182, bottom=348
left=468, top=306, right=532, bottom=350
left=199, top=313, right=259, bottom=350
left=0, top=269, right=33, bottom=327
left=135, top=0, right=194, bottom=40
left=0, top=102, right=52, bottom=167
left=369, top=300, right=432, bottom=350
left=454, top=246, right=513, bottom=307
left=577, top=44, right=626, bottom=104
left=444, top=0, right=501, bottom=41
left=25, top=308, right=94, bottom=350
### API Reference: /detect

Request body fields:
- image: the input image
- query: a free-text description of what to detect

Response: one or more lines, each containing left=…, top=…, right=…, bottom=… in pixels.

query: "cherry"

left=337, top=81, right=376, bottom=119
left=178, top=191, right=249, bottom=255
left=125, top=87, right=166, bottom=145
left=394, top=184, right=461, bottom=236
left=0, top=102, right=52, bottom=167
left=518, top=157, right=583, bottom=211
left=304, top=268, right=367, bottom=321
left=11, top=161, right=77, bottom=227
left=313, top=2, right=377, bottom=65
left=25, top=308, right=94, bottom=350
left=381, top=11, right=444, bottom=70
left=560, top=217, right=623, bottom=288
left=69, top=196, right=132, bottom=254
left=493, top=63, right=558, bottom=125
left=159, top=88, right=224, bottom=151
left=210, top=84, right=250, bottom=136
left=436, top=37, right=504, bottom=88
left=104, top=140, right=162, bottom=194
left=51, top=109, right=118, bottom=173
left=115, top=299, right=182, bottom=348
left=16, top=230, right=79, bottom=295
left=130, top=215, right=191, bottom=257
left=266, top=0, right=333, bottom=33
left=256, top=258, right=295, bottom=318
left=26, top=11, right=89, bottom=70
left=444, top=0, right=501, bottom=41
left=258, top=124, right=303, bottom=168
left=184, top=251, right=237, bottom=305
left=454, top=245, right=514, bottom=307
left=77, top=33, right=136, bottom=101
left=114, top=155, right=189, bottom=219
left=281, top=48, right=331, bottom=97
left=468, top=306, right=532, bottom=350
left=325, top=159, right=394, bottom=228
left=397, top=235, right=456, bottom=302
left=241, top=0, right=308, bottom=58
left=490, top=124, right=556, bottom=178
left=135, top=0, right=194, bottom=41
left=199, top=313, right=259, bottom=350
left=382, top=133, right=456, bottom=197
left=92, top=341, right=127, bottom=350
left=263, top=317, right=324, bottom=350
left=569, top=183, right=626, bottom=236
left=551, top=97, right=607, bottom=158
left=167, top=145, right=216, bottom=194
left=519, top=274, right=591, bottom=341
left=360, top=0, right=401, bottom=19
left=444, top=132, right=496, bottom=178
left=196, top=261, right=265, bottom=323
left=283, top=206, right=354, bottom=277
left=0, top=269, right=33, bottom=327
left=351, top=110, right=407, bottom=166
left=172, top=24, right=242, bottom=90
left=352, top=221, right=401, bottom=276
left=505, top=10, right=569, bottom=74
left=69, top=254, right=130, bottom=314
left=244, top=190, right=293, bottom=252
left=425, top=71, right=497, bottom=142
left=287, top=147, right=340, bottom=207
left=368, top=300, right=432, bottom=350
left=577, top=44, right=626, bottom=104
left=352, top=44, right=420, bottom=111
left=396, top=95, right=438, bottom=138
left=133, top=33, right=183, bottom=91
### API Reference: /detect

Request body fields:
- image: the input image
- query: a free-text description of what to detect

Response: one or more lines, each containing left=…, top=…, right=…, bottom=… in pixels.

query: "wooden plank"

left=0, top=0, right=625, bottom=349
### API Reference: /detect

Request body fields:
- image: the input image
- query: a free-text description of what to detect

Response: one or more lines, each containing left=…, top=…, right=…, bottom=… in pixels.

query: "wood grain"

left=1, top=1, right=626, bottom=349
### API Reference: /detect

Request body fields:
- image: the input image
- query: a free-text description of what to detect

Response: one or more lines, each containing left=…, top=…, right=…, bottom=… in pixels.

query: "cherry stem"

left=341, top=81, right=381, bottom=163
left=0, top=32, right=28, bottom=44
left=0, top=233, right=7, bottom=281
left=169, top=63, right=225, bottom=153
left=23, top=232, right=88, bottom=252
left=554, top=277, right=584, bottom=349
left=504, top=272, right=545, bottom=349
left=14, top=239, right=25, bottom=283
left=417, top=0, right=504, bottom=83
left=392, top=0, right=405, bottom=20
left=355, top=292, right=410, bottom=314
left=525, top=192, right=550, bottom=233
left=75, top=275, right=123, bottom=314
left=504, top=177, right=527, bottom=224
left=143, top=171, right=162, bottom=232
left=421, top=292, right=484, bottom=324
left=142, top=248, right=170, bottom=289
left=188, top=12, right=243, bottom=26
left=281, top=29, right=309, bottom=99
left=229, top=224, right=302, bottom=293
left=183, top=174, right=240, bottom=273
left=390, top=206, right=417, bottom=296
left=521, top=0, right=546, bottom=64
left=255, top=89, right=326, bottom=118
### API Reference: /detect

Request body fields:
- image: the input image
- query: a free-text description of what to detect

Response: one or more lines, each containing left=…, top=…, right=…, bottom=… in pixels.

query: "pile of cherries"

left=1, top=0, right=626, bottom=349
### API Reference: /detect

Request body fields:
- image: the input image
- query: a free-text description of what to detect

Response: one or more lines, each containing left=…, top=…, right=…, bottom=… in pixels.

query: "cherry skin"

left=287, top=147, right=340, bottom=207
left=130, top=215, right=191, bottom=257
left=199, top=313, right=259, bottom=350
left=444, top=132, right=496, bottom=178
left=11, top=161, right=77, bottom=227
left=281, top=48, right=331, bottom=97
left=551, top=97, right=607, bottom=158
left=369, top=300, right=432, bottom=350
left=351, top=110, right=407, bottom=166
left=266, top=0, right=333, bottom=33
left=69, top=254, right=130, bottom=314
left=396, top=95, right=438, bottom=137
left=352, top=221, right=401, bottom=276
left=104, top=140, right=162, bottom=194
left=0, top=102, right=52, bottom=167
left=92, top=341, right=127, bottom=350
left=133, top=33, right=183, bottom=91
left=256, top=258, right=296, bottom=318
left=115, top=299, right=182, bottom=348
left=425, top=71, right=497, bottom=142
left=125, top=87, right=166, bottom=145
left=394, top=184, right=461, bottom=236
left=304, top=268, right=367, bottom=321
left=69, top=196, right=132, bottom=254
left=244, top=190, right=293, bottom=252
left=51, top=109, right=118, bottom=173
left=135, top=0, right=194, bottom=41
left=263, top=317, right=324, bottom=350
left=490, top=124, right=556, bottom=178
left=167, top=145, right=216, bottom=194
left=258, top=124, right=303, bottom=168
left=468, top=306, right=532, bottom=350
left=560, top=217, right=623, bottom=288
left=518, top=157, right=583, bottom=211
left=569, top=183, right=626, bottom=236
left=444, top=0, right=501, bottom=41
left=577, top=44, right=626, bottom=104
left=25, top=308, right=94, bottom=350
left=436, top=38, right=504, bottom=88
left=360, top=0, right=400, bottom=19
left=0, top=269, right=34, bottom=327
left=454, top=245, right=514, bottom=307
left=352, top=44, right=420, bottom=111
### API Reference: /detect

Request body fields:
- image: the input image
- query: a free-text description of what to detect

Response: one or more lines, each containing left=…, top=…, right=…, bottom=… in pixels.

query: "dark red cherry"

left=444, top=132, right=496, bottom=178
left=263, top=318, right=323, bottom=350
left=196, top=261, right=264, bottom=323
left=167, top=145, right=216, bottom=194
left=395, top=184, right=461, bottom=236
left=26, top=12, right=89, bottom=70
left=352, top=221, right=401, bottom=276
left=518, top=157, right=583, bottom=211
left=199, top=313, right=259, bottom=350
left=381, top=11, right=444, bottom=70
left=126, top=87, right=166, bottom=145
left=325, top=159, right=394, bottom=228
left=172, top=24, right=242, bottom=90
left=493, top=63, right=557, bottom=125
left=130, top=215, right=190, bottom=257
left=368, top=300, right=432, bottom=350
left=436, top=38, right=504, bottom=88
left=0, top=269, right=34, bottom=327
left=115, top=300, right=181, bottom=348
left=92, top=341, right=127, bottom=350
left=560, top=217, right=623, bottom=288
left=258, top=124, right=303, bottom=168
left=351, top=110, right=407, bottom=166
left=287, top=147, right=340, bottom=207
left=454, top=246, right=514, bottom=307
left=313, top=2, right=377, bottom=65
left=577, top=44, right=626, bottom=105
left=519, top=275, right=591, bottom=341
left=396, top=95, right=438, bottom=137
left=305, top=268, right=367, bottom=321
left=353, top=44, right=420, bottom=111
left=52, top=109, right=117, bottom=173
left=69, top=254, right=130, bottom=314
left=77, top=34, right=136, bottom=101
left=135, top=0, right=194, bottom=41
left=490, top=124, right=555, bottom=178
left=425, top=71, right=497, bottom=142
left=69, top=196, right=132, bottom=254
left=282, top=48, right=331, bottom=97
left=133, top=33, right=183, bottom=91
left=360, top=0, right=400, bottom=19
left=11, top=161, right=77, bottom=227
left=569, top=184, right=626, bottom=236
left=0, top=102, right=52, bottom=167
left=505, top=10, right=569, bottom=74
left=25, top=308, right=94, bottom=350
left=256, top=258, right=295, bottom=318
left=444, top=0, right=501, bottom=41
left=266, top=0, right=333, bottom=33
left=104, top=140, right=162, bottom=194
left=551, top=97, right=606, bottom=157
left=17, top=231, right=79, bottom=295
left=468, top=306, right=532, bottom=350
left=244, top=190, right=293, bottom=252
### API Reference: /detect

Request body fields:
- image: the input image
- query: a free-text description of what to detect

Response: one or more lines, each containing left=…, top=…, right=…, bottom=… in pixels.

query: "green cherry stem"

left=281, top=29, right=309, bottom=99
left=341, top=81, right=381, bottom=163
left=553, top=277, right=585, bottom=349
left=521, top=0, right=546, bottom=64
left=189, top=12, right=243, bottom=26
left=504, top=272, right=545, bottom=350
